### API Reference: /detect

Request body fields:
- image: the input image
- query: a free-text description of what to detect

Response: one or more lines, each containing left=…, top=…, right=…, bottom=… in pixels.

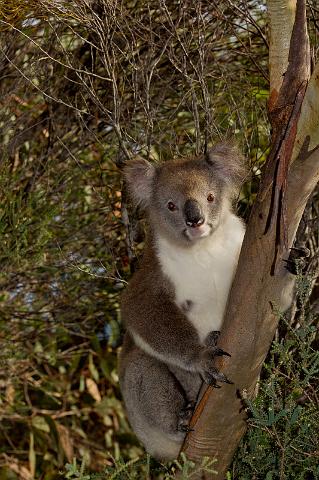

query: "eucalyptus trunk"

left=181, top=1, right=319, bottom=478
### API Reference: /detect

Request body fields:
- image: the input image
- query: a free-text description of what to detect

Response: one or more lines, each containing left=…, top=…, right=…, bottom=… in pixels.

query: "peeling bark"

left=268, top=0, right=297, bottom=107
left=181, top=1, right=318, bottom=478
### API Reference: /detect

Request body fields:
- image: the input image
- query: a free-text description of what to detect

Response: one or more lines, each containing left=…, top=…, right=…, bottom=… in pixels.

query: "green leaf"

left=32, top=416, right=50, bottom=433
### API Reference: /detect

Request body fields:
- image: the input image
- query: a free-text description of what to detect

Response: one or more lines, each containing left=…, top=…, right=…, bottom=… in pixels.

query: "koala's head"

left=124, top=143, right=246, bottom=247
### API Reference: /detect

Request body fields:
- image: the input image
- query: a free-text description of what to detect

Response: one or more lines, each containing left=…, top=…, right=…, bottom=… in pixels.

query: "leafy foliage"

left=63, top=454, right=217, bottom=479
left=231, top=271, right=319, bottom=480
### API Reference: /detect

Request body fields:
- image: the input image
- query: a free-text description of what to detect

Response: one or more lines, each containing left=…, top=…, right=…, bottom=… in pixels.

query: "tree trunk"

left=181, top=1, right=319, bottom=478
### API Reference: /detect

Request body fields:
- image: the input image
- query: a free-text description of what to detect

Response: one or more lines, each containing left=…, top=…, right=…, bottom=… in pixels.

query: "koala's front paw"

left=196, top=348, right=233, bottom=388
left=177, top=402, right=195, bottom=433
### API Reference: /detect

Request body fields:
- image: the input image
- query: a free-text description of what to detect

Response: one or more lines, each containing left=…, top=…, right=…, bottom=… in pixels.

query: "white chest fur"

left=156, top=213, right=245, bottom=343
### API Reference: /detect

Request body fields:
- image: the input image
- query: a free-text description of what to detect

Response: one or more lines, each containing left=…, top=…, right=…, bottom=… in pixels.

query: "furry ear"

left=206, top=143, right=248, bottom=195
left=123, top=157, right=156, bottom=207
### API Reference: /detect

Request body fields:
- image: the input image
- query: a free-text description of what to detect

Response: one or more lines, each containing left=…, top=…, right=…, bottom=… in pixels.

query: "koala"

left=118, top=143, right=247, bottom=460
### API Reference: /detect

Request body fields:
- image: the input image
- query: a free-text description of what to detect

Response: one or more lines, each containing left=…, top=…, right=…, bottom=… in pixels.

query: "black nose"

left=184, top=199, right=205, bottom=228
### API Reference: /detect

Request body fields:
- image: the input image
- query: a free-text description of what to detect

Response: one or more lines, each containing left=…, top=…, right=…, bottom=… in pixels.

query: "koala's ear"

left=205, top=143, right=248, bottom=194
left=123, top=157, right=156, bottom=207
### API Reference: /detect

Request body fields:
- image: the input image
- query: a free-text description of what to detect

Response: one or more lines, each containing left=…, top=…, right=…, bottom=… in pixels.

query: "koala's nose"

left=184, top=199, right=205, bottom=228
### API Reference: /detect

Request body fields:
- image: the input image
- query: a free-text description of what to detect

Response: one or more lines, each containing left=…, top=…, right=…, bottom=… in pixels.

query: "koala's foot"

left=177, top=402, right=195, bottom=432
left=285, top=246, right=310, bottom=275
left=196, top=347, right=233, bottom=388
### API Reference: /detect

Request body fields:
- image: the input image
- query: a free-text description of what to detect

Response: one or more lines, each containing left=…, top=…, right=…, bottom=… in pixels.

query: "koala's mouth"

left=183, top=222, right=212, bottom=242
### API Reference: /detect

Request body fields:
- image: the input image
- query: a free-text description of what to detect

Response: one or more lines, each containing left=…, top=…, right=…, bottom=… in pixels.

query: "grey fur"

left=119, top=144, right=247, bottom=459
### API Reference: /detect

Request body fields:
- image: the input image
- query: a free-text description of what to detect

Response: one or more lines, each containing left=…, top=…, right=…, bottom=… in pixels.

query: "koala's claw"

left=204, top=369, right=233, bottom=387
left=178, top=402, right=195, bottom=433
left=178, top=402, right=195, bottom=419
left=213, top=371, right=232, bottom=384
left=223, top=376, right=234, bottom=385
left=178, top=424, right=195, bottom=433
left=214, top=347, right=231, bottom=358
left=209, top=380, right=221, bottom=389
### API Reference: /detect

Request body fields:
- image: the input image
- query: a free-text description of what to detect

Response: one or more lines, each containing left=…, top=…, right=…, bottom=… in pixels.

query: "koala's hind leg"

left=120, top=344, right=189, bottom=460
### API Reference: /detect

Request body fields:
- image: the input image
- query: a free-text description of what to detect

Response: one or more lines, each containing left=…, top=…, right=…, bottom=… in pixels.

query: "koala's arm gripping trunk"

left=122, top=287, right=204, bottom=372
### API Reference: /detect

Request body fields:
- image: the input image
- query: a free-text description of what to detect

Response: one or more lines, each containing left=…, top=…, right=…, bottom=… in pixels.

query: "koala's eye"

left=167, top=201, right=177, bottom=211
left=207, top=193, right=215, bottom=202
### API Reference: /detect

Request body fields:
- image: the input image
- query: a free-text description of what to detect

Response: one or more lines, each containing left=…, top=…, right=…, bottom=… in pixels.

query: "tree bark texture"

left=268, top=0, right=297, bottom=101
left=181, top=1, right=318, bottom=478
